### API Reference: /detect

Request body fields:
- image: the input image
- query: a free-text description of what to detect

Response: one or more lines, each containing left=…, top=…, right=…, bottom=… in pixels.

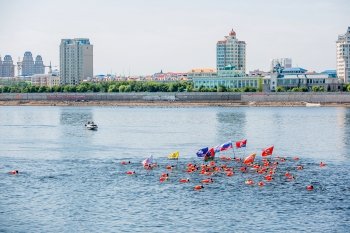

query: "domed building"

left=216, top=29, right=246, bottom=74
left=34, top=55, right=45, bottom=74
left=22, top=51, right=35, bottom=76
left=1, top=55, right=15, bottom=77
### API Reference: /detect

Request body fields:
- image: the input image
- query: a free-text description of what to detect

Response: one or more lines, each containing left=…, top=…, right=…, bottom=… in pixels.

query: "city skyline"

left=0, top=0, right=349, bottom=75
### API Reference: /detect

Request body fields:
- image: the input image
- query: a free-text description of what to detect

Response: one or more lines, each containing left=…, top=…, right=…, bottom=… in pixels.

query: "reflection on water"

left=216, top=111, right=246, bottom=142
left=59, top=108, right=94, bottom=126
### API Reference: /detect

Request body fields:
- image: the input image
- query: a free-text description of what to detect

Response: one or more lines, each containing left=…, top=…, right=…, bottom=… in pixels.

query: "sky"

left=0, top=0, right=349, bottom=75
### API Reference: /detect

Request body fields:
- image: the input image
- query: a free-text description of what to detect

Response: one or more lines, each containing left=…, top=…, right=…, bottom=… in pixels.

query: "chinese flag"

left=262, top=146, right=274, bottom=156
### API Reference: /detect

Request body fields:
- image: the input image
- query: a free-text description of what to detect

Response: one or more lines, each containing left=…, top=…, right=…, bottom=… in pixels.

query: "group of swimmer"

left=7, top=156, right=326, bottom=193
left=121, top=155, right=327, bottom=191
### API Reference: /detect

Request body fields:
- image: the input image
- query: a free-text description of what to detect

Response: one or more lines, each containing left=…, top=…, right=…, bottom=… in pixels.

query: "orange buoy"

left=306, top=185, right=314, bottom=191
left=194, top=185, right=204, bottom=190
left=320, top=162, right=326, bottom=167
left=264, top=175, right=273, bottom=181
left=201, top=178, right=213, bottom=183
left=258, top=181, right=265, bottom=187
left=245, top=179, right=254, bottom=185
left=8, top=170, right=18, bottom=175
left=126, top=171, right=135, bottom=175
left=179, top=178, right=190, bottom=183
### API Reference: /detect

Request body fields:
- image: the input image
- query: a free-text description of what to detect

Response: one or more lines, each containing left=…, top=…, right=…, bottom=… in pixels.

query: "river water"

left=0, top=106, right=349, bottom=232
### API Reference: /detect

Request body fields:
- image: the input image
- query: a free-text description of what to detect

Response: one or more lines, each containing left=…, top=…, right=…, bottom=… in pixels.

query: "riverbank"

left=1, top=100, right=350, bottom=107
left=2, top=92, right=350, bottom=107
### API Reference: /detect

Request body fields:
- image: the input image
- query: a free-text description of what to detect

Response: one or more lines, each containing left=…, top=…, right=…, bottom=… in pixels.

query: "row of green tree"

left=0, top=81, right=349, bottom=93
left=0, top=81, right=257, bottom=93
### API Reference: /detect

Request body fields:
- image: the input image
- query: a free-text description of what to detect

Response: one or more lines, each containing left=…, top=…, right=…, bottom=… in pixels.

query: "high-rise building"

left=216, top=29, right=246, bottom=73
left=1, top=55, right=15, bottom=77
left=336, top=27, right=350, bottom=83
left=271, top=58, right=292, bottom=71
left=22, top=51, right=35, bottom=76
left=34, top=55, right=45, bottom=74
left=59, top=38, right=93, bottom=85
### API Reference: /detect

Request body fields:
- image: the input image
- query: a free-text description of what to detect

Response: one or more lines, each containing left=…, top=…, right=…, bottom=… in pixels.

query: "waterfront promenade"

left=1, top=92, right=350, bottom=106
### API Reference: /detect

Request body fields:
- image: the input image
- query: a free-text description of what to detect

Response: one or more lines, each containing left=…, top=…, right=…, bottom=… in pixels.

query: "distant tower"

left=216, top=29, right=246, bottom=73
left=59, top=38, right=93, bottom=85
left=1, top=55, right=15, bottom=77
left=22, top=51, right=35, bottom=76
left=48, top=61, right=52, bottom=74
left=17, top=57, right=22, bottom=76
left=34, top=55, right=45, bottom=74
left=337, top=27, right=350, bottom=83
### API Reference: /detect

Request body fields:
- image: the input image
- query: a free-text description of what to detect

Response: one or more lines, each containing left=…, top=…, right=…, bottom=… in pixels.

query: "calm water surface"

left=0, top=106, right=349, bottom=232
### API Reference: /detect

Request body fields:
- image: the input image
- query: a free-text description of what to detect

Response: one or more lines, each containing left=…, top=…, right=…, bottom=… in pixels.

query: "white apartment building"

left=60, top=38, right=93, bottom=85
left=337, top=27, right=350, bottom=84
left=31, top=74, right=60, bottom=87
left=216, top=29, right=246, bottom=73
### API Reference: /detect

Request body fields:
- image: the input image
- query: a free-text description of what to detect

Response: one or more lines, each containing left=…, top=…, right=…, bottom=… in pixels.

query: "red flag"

left=243, top=153, right=256, bottom=164
left=235, top=139, right=247, bottom=148
left=262, top=146, right=274, bottom=156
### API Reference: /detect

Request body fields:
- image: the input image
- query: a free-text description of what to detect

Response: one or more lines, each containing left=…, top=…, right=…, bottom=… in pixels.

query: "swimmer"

left=320, top=162, right=326, bottom=167
left=201, top=178, right=213, bottom=183
left=306, top=185, right=314, bottom=191
left=159, top=176, right=168, bottom=182
left=194, top=185, right=204, bottom=190
left=8, top=170, right=18, bottom=175
left=264, top=175, right=273, bottom=181
left=126, top=171, right=135, bottom=175
left=226, top=171, right=234, bottom=177
left=179, top=178, right=190, bottom=183
left=245, top=179, right=254, bottom=185
left=258, top=181, right=265, bottom=187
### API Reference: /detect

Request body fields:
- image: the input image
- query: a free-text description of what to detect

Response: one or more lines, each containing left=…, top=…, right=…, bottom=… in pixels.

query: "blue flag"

left=196, top=147, right=208, bottom=157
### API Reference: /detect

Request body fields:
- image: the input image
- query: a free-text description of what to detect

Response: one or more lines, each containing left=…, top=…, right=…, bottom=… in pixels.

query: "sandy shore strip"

left=1, top=100, right=350, bottom=107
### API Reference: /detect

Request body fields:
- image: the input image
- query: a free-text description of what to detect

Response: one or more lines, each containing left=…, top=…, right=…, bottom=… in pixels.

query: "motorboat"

left=85, top=121, right=98, bottom=130
left=305, top=102, right=321, bottom=107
